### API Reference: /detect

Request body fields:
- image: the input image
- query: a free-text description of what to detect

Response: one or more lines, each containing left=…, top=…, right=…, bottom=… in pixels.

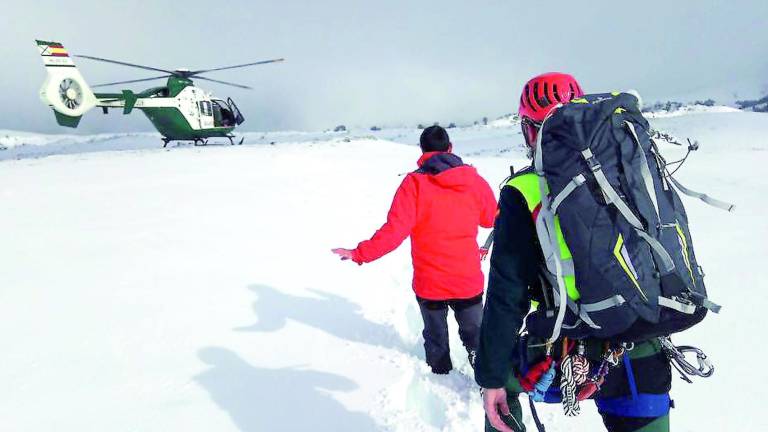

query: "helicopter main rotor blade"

left=75, top=55, right=176, bottom=75
left=91, top=75, right=172, bottom=88
left=190, top=58, right=285, bottom=75
left=193, top=76, right=253, bottom=90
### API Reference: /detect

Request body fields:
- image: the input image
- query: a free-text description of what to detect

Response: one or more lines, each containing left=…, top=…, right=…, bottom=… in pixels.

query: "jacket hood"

left=416, top=152, right=478, bottom=190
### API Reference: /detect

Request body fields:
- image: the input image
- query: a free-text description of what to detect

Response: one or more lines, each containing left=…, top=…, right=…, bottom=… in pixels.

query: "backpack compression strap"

left=579, top=147, right=677, bottom=274
left=533, top=105, right=570, bottom=344
left=624, top=122, right=662, bottom=220
left=666, top=175, right=735, bottom=212
left=625, top=121, right=735, bottom=213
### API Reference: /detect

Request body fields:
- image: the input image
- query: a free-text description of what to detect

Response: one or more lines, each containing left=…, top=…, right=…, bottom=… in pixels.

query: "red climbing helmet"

left=518, top=72, right=584, bottom=147
left=519, top=72, right=583, bottom=123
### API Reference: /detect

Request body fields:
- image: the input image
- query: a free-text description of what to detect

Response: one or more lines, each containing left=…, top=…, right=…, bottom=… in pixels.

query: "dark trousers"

left=416, top=294, right=483, bottom=374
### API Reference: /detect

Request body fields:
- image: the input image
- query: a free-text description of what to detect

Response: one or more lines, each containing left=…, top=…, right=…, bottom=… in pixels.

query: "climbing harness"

left=523, top=337, right=676, bottom=432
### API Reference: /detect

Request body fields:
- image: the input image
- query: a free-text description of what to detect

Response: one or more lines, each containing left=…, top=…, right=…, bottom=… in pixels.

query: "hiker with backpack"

left=475, top=73, right=725, bottom=432
left=332, top=125, right=498, bottom=374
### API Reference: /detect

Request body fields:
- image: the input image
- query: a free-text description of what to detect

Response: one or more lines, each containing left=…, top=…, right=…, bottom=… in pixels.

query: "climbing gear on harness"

left=522, top=337, right=674, bottom=431
left=576, top=344, right=625, bottom=401
left=659, top=336, right=714, bottom=382
left=559, top=338, right=580, bottom=416
left=532, top=360, right=557, bottom=402
left=520, top=357, right=554, bottom=393
left=521, top=342, right=557, bottom=403
left=571, top=341, right=591, bottom=386
left=521, top=337, right=675, bottom=429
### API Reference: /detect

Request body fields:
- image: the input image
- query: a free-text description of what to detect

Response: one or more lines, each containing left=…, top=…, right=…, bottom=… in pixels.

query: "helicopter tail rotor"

left=36, top=40, right=97, bottom=127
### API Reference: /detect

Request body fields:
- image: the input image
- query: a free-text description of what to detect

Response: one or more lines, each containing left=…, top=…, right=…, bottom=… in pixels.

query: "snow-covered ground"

left=1, top=109, right=766, bottom=431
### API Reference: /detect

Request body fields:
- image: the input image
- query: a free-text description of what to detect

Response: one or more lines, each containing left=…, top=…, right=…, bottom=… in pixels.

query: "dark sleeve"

left=474, top=185, right=540, bottom=389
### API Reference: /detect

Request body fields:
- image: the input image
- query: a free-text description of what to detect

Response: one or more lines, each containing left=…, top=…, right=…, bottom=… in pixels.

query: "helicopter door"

left=227, top=98, right=245, bottom=125
left=198, top=100, right=214, bottom=129
left=211, top=100, right=233, bottom=127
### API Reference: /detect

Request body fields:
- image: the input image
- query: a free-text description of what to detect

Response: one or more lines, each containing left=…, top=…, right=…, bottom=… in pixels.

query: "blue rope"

left=531, top=362, right=557, bottom=402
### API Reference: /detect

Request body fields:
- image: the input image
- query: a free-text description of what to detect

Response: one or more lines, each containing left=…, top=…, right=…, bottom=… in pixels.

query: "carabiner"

left=678, top=345, right=714, bottom=378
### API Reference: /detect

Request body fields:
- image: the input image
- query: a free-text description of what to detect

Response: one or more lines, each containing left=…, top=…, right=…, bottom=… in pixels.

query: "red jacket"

left=353, top=152, right=497, bottom=300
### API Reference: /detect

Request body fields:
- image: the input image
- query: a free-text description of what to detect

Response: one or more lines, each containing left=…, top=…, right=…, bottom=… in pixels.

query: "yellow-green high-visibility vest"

left=507, top=172, right=581, bottom=302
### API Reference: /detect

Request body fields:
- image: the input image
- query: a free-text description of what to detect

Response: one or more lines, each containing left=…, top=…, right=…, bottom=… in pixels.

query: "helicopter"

left=35, top=40, right=284, bottom=147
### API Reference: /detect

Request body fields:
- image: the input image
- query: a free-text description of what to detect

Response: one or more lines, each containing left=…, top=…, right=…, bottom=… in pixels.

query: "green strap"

left=627, top=339, right=663, bottom=360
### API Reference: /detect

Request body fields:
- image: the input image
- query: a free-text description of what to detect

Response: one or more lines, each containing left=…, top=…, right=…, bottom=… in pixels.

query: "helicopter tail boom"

left=36, top=40, right=97, bottom=127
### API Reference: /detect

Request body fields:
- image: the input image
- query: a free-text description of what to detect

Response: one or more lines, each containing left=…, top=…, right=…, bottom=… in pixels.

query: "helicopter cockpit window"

left=198, top=101, right=212, bottom=116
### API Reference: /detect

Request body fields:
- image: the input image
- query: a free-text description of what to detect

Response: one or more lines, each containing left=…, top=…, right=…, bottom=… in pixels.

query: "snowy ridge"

left=1, top=110, right=767, bottom=431
left=487, top=114, right=520, bottom=129
left=0, top=103, right=745, bottom=162
left=644, top=104, right=741, bottom=118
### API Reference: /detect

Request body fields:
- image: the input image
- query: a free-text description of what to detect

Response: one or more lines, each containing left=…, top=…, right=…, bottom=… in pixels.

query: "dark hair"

left=419, top=125, right=451, bottom=152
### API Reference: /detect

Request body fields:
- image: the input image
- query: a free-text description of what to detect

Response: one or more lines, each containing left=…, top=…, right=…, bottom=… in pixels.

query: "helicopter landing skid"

left=226, top=135, right=245, bottom=145
left=161, top=136, right=243, bottom=147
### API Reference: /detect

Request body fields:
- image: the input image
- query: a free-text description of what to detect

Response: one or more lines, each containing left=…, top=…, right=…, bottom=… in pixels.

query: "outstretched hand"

left=331, top=248, right=361, bottom=265
left=483, top=387, right=518, bottom=432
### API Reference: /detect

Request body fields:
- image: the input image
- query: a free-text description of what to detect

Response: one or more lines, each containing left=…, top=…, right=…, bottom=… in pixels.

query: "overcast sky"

left=2, top=0, right=767, bottom=134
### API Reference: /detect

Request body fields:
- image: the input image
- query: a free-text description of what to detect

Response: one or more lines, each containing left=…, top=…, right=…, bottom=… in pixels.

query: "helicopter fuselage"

left=94, top=80, right=243, bottom=141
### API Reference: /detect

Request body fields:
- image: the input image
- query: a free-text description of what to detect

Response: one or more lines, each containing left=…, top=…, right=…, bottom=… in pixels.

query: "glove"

left=331, top=248, right=362, bottom=265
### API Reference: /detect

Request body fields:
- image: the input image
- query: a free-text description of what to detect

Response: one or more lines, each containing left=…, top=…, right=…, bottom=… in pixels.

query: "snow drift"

left=0, top=109, right=766, bottom=431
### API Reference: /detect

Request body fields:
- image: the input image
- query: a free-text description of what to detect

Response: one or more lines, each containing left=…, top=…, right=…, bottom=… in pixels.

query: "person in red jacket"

left=333, top=125, right=498, bottom=374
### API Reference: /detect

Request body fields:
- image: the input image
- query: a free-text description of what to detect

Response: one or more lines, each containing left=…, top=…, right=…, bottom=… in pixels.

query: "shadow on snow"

left=194, top=347, right=378, bottom=431
left=235, top=284, right=417, bottom=357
